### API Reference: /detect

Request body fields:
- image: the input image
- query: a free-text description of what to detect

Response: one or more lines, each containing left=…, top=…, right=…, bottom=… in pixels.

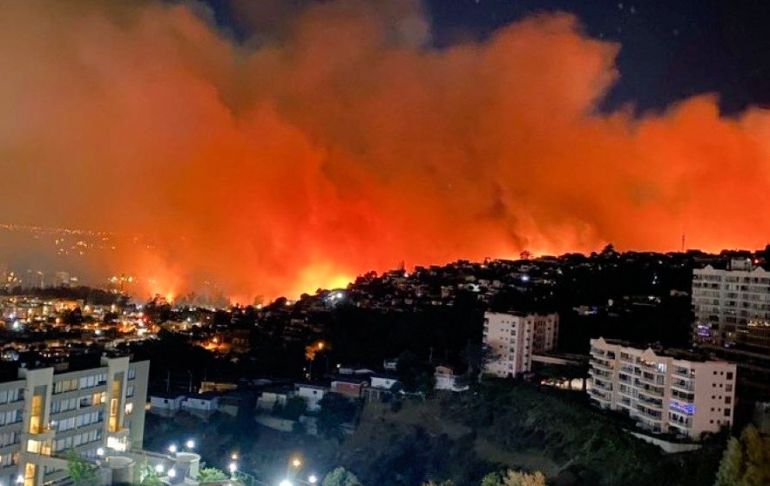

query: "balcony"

left=589, top=388, right=611, bottom=401
left=635, top=405, right=663, bottom=421
left=589, top=369, right=613, bottom=382
left=591, top=359, right=614, bottom=372
left=592, top=379, right=612, bottom=391
left=670, top=380, right=694, bottom=393
left=633, top=380, right=664, bottom=398
left=637, top=395, right=664, bottom=410
left=635, top=373, right=666, bottom=388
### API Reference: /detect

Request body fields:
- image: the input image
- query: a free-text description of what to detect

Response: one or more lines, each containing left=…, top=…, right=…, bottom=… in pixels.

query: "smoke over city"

left=2, top=0, right=770, bottom=302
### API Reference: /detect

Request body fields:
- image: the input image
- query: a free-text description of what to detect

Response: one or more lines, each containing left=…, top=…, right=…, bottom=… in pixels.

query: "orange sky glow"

left=2, top=1, right=770, bottom=302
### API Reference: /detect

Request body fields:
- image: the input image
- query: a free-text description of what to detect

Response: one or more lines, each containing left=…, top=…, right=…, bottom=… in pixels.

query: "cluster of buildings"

left=588, top=337, right=736, bottom=440
left=0, top=350, right=239, bottom=486
left=482, top=311, right=559, bottom=377
left=692, top=258, right=770, bottom=396
left=149, top=362, right=469, bottom=428
left=583, top=256, right=770, bottom=441
left=0, top=354, right=150, bottom=486
left=0, top=296, right=156, bottom=361
left=0, top=250, right=766, bottom=485
left=480, top=306, right=741, bottom=441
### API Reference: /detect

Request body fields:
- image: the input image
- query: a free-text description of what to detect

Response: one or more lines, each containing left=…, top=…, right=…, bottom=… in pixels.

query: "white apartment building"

left=0, top=356, right=149, bottom=486
left=589, top=337, right=736, bottom=440
left=692, top=258, right=770, bottom=351
left=482, top=311, right=559, bottom=377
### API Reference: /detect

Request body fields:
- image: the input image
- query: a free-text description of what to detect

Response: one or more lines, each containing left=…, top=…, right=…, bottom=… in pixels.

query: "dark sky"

left=424, top=0, right=770, bottom=115
left=206, top=0, right=770, bottom=115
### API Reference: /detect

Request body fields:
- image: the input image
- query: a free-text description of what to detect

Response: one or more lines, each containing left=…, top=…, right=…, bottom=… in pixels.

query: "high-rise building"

left=0, top=356, right=149, bottom=486
left=692, top=258, right=770, bottom=398
left=482, top=311, right=559, bottom=377
left=589, top=337, right=736, bottom=440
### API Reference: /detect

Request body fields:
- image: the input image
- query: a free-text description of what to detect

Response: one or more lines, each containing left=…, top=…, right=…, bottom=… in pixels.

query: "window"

left=53, top=378, right=79, bottom=394
left=726, top=372, right=734, bottom=380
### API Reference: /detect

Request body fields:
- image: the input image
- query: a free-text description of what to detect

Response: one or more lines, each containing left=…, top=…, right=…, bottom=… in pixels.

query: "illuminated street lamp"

left=185, top=439, right=195, bottom=450
left=154, top=464, right=165, bottom=474
left=168, top=444, right=178, bottom=454
left=291, top=457, right=302, bottom=469
left=228, top=462, right=238, bottom=475
left=308, top=474, right=318, bottom=484
left=168, top=468, right=177, bottom=479
left=96, top=448, right=105, bottom=457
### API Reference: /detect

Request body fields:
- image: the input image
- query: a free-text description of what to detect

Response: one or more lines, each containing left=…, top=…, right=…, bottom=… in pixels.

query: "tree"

left=198, top=467, right=228, bottom=482
left=65, top=450, right=99, bottom=486
left=317, top=393, right=359, bottom=441
left=322, top=467, right=362, bottom=486
left=136, top=460, right=163, bottom=486
left=396, top=351, right=435, bottom=393
left=278, top=396, right=308, bottom=420
left=481, top=470, right=547, bottom=486
left=715, top=436, right=744, bottom=486
left=715, top=425, right=770, bottom=486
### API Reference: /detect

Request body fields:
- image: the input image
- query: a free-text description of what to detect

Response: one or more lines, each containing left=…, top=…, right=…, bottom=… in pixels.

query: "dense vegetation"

left=143, top=381, right=727, bottom=486
left=331, top=382, right=725, bottom=486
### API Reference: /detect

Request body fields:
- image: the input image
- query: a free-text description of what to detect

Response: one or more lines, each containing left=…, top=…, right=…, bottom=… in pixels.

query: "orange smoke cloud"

left=1, top=0, right=770, bottom=302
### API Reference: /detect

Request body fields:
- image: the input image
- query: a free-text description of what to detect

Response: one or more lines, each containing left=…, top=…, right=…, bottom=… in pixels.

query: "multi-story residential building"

left=482, top=311, right=559, bottom=377
left=692, top=258, right=770, bottom=398
left=692, top=258, right=770, bottom=349
left=0, top=356, right=148, bottom=486
left=589, top=337, right=736, bottom=440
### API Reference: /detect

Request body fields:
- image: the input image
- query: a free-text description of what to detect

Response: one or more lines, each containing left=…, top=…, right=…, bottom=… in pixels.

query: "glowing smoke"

left=1, top=0, right=770, bottom=301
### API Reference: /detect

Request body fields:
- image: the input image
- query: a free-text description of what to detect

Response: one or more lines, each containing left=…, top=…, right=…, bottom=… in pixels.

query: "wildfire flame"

left=2, top=1, right=770, bottom=302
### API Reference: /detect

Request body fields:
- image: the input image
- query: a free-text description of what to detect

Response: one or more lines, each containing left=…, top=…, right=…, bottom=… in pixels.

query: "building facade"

left=692, top=258, right=770, bottom=349
left=482, top=311, right=559, bottom=377
left=589, top=337, right=736, bottom=440
left=0, top=356, right=148, bottom=486
left=692, top=259, right=770, bottom=398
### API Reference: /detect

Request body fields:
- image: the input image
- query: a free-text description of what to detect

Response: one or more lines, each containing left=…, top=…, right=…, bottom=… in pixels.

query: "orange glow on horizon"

left=3, top=1, right=770, bottom=303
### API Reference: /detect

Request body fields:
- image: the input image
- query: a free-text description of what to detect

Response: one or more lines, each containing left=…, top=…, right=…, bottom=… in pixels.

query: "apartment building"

left=692, top=258, right=770, bottom=349
left=589, top=337, right=736, bottom=440
left=0, top=356, right=148, bottom=486
left=482, top=311, right=559, bottom=377
left=692, top=258, right=770, bottom=398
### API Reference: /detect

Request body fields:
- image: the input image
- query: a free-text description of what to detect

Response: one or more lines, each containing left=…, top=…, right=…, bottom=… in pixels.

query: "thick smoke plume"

left=2, top=0, right=770, bottom=301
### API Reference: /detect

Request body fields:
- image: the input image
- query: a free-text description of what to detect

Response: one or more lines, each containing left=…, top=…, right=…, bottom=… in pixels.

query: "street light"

left=168, top=468, right=177, bottom=479
left=308, top=474, right=318, bottom=484
left=185, top=439, right=195, bottom=450
left=291, top=457, right=302, bottom=469
left=228, top=462, right=238, bottom=475
left=96, top=447, right=105, bottom=457
left=168, top=444, right=178, bottom=454
left=154, top=464, right=165, bottom=474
